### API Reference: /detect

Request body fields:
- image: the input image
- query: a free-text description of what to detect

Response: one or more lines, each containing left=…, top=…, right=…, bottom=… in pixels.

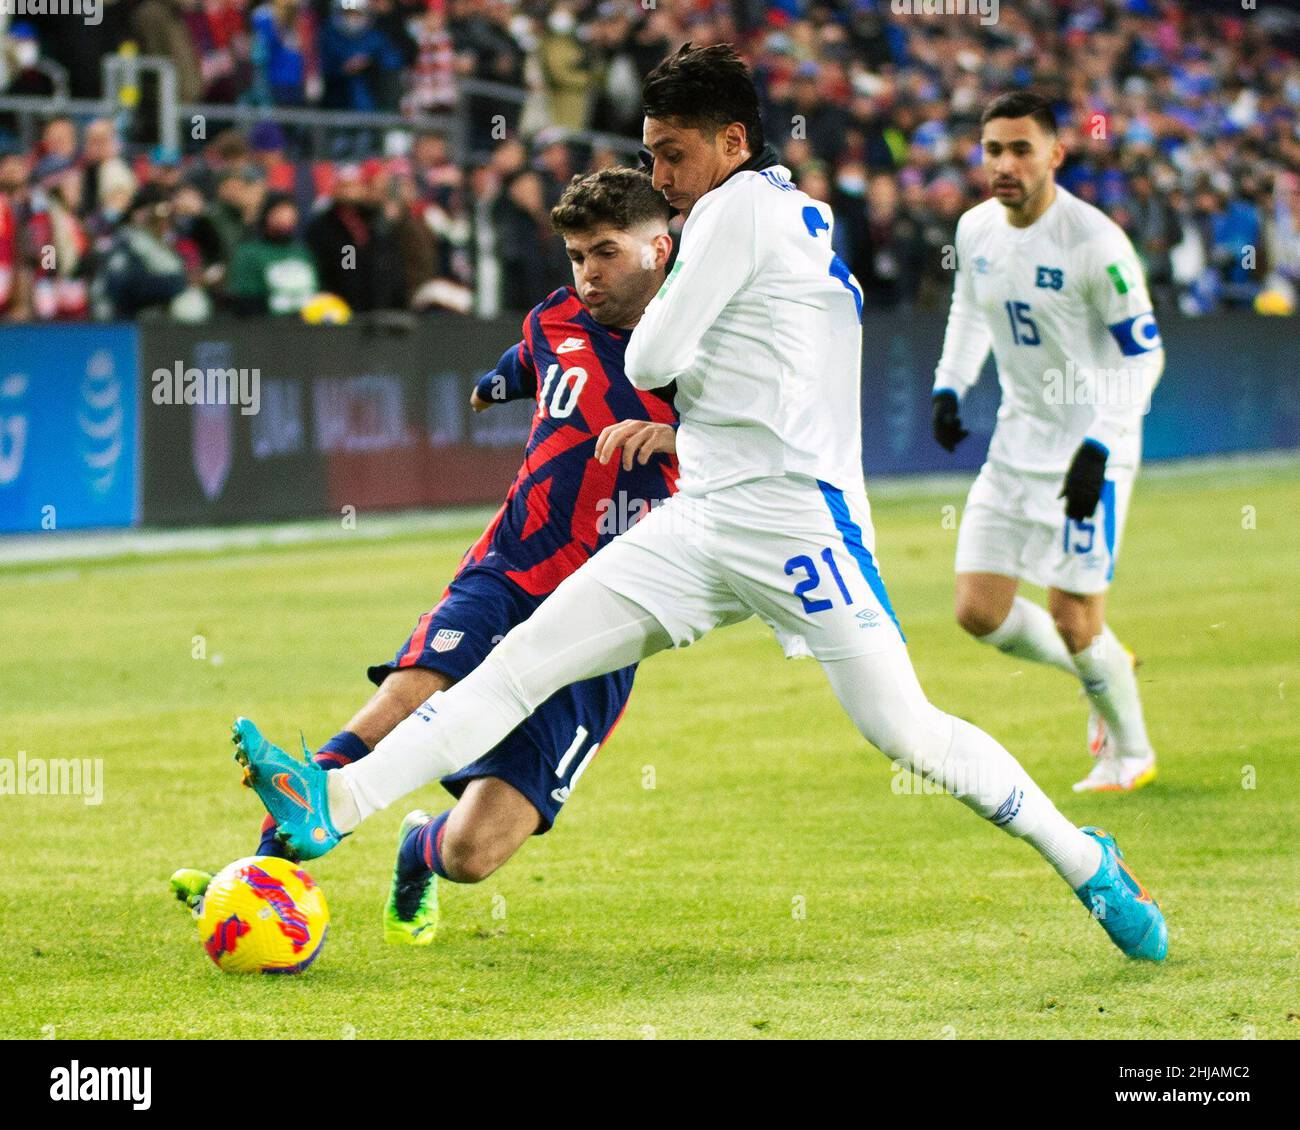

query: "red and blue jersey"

left=461, top=286, right=679, bottom=596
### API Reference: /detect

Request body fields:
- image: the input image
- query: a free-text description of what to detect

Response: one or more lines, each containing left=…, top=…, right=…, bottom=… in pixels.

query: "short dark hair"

left=549, top=167, right=673, bottom=236
left=980, top=91, right=1058, bottom=136
left=642, top=43, right=765, bottom=154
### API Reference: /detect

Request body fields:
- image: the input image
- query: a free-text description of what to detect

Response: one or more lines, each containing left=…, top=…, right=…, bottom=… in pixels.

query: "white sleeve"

left=933, top=218, right=992, bottom=399
left=625, top=185, right=757, bottom=390
left=1082, top=226, right=1165, bottom=455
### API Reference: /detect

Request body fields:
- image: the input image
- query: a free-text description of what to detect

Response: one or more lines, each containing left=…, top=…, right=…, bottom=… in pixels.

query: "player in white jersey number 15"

left=234, top=49, right=1167, bottom=962
left=932, top=92, right=1162, bottom=794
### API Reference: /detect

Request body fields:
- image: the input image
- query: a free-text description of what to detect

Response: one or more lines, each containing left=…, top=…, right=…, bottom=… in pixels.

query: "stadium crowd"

left=1, top=0, right=1298, bottom=321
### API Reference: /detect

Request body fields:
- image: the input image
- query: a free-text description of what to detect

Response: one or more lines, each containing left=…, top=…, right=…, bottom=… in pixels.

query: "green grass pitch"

left=1, top=461, right=1296, bottom=1039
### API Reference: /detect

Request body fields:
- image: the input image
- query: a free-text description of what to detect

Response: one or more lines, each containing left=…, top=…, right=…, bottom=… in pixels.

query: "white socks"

left=819, top=651, right=1103, bottom=890
left=977, top=596, right=1076, bottom=674
left=331, top=577, right=671, bottom=829
left=1071, top=625, right=1153, bottom=757
left=978, top=600, right=1153, bottom=758
left=337, top=666, right=533, bottom=827
left=941, top=714, right=1102, bottom=888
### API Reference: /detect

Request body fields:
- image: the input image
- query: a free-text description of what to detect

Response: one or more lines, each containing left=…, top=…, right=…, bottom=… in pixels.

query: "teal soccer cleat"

left=1074, top=827, right=1168, bottom=961
left=231, top=717, right=343, bottom=861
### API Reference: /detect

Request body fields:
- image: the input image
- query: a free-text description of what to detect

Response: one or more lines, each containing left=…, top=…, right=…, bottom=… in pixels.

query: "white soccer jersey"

left=934, top=187, right=1165, bottom=474
left=626, top=164, right=866, bottom=496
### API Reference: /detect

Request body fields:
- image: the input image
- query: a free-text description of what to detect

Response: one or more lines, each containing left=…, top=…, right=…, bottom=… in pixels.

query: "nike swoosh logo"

left=272, top=773, right=312, bottom=813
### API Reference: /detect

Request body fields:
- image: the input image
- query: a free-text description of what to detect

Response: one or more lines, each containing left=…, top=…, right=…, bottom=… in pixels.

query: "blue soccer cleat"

left=231, top=717, right=344, bottom=861
left=1074, top=827, right=1168, bottom=961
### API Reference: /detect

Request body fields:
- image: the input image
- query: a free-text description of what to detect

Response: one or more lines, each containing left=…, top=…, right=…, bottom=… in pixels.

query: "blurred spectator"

left=92, top=184, right=189, bottom=320
left=451, top=0, right=528, bottom=149
left=410, top=129, right=460, bottom=202
left=227, top=191, right=319, bottom=314
left=129, top=0, right=206, bottom=103
left=250, top=0, right=320, bottom=106
left=1266, top=173, right=1300, bottom=306
left=532, top=130, right=575, bottom=209
left=589, top=2, right=674, bottom=137
left=492, top=164, right=569, bottom=313
left=0, top=150, right=31, bottom=320
left=384, top=158, right=473, bottom=312
left=27, top=155, right=91, bottom=321
left=208, top=164, right=267, bottom=266
left=305, top=161, right=403, bottom=310
left=1121, top=168, right=1181, bottom=308
left=857, top=172, right=923, bottom=311
left=38, top=118, right=78, bottom=163
left=405, top=0, right=458, bottom=113
left=187, top=0, right=255, bottom=103
left=538, top=4, right=595, bottom=132
left=182, top=130, right=252, bottom=199
left=81, top=120, right=138, bottom=225
left=321, top=0, right=405, bottom=111
left=2, top=23, right=56, bottom=99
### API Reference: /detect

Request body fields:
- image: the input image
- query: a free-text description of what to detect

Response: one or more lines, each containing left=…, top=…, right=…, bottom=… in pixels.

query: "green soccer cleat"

left=169, top=868, right=212, bottom=914
left=383, top=810, right=440, bottom=946
left=231, top=716, right=344, bottom=861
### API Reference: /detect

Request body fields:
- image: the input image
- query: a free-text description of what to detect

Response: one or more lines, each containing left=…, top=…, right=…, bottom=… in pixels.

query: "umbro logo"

left=556, top=337, right=587, bottom=354
left=856, top=608, right=879, bottom=628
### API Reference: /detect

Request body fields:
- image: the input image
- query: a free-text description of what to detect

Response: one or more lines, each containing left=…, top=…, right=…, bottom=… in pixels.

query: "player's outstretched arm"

left=594, top=419, right=677, bottom=471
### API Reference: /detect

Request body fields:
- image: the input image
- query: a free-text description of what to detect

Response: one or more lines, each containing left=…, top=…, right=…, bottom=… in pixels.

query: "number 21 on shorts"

left=784, top=548, right=854, bottom=613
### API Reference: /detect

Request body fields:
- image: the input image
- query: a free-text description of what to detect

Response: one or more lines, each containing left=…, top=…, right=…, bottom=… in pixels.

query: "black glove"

left=931, top=390, right=969, bottom=452
left=1060, top=440, right=1108, bottom=521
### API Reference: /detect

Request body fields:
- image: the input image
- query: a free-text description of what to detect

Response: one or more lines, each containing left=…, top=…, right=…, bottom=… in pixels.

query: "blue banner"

left=0, top=326, right=139, bottom=533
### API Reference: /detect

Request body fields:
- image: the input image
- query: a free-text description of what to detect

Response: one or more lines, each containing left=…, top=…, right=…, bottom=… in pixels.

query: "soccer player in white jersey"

left=931, top=92, right=1163, bottom=793
left=234, top=49, right=1167, bottom=961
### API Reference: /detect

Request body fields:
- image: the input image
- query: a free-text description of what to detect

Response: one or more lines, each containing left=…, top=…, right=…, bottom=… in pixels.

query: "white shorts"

left=580, top=474, right=905, bottom=661
left=955, top=460, right=1134, bottom=594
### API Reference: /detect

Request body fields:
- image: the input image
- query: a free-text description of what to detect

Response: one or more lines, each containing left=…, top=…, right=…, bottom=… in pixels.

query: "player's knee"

left=955, top=596, right=1005, bottom=639
left=440, top=828, right=509, bottom=884
left=378, top=667, right=449, bottom=713
left=1052, top=610, right=1092, bottom=655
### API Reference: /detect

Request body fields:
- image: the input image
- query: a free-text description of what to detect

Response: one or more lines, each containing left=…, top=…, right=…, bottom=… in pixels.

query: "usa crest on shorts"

left=430, top=629, right=464, bottom=653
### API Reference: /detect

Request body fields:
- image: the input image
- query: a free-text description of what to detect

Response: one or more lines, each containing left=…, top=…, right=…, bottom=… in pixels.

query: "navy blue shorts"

left=367, top=565, right=635, bottom=833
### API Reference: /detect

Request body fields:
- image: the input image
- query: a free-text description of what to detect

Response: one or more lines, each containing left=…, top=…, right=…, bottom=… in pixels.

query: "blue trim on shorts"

left=815, top=479, right=904, bottom=641
left=1102, top=479, right=1117, bottom=582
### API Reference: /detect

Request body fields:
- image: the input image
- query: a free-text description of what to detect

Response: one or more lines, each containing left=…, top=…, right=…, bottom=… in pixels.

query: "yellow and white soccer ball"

left=196, top=856, right=329, bottom=974
left=301, top=291, right=353, bottom=325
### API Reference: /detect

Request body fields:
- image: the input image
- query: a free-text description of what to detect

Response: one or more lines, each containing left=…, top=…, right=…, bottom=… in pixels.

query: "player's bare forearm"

left=470, top=389, right=491, bottom=412
left=594, top=420, right=676, bottom=471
